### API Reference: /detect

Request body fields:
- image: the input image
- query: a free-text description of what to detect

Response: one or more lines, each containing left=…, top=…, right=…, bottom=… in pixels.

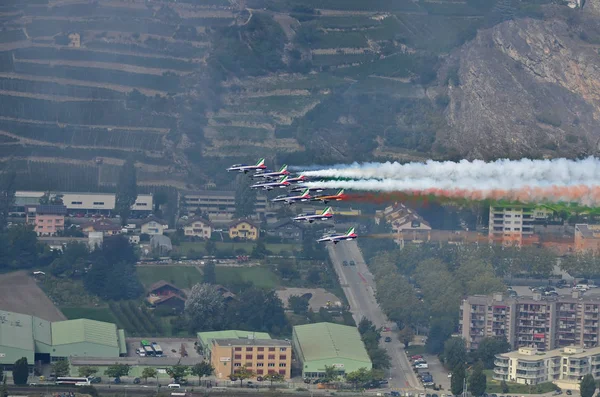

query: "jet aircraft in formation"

left=226, top=159, right=357, bottom=244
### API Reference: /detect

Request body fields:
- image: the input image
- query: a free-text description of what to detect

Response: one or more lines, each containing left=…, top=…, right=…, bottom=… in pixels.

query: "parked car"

left=343, top=261, right=348, bottom=266
left=411, top=355, right=423, bottom=360
left=415, top=364, right=429, bottom=369
left=133, top=378, right=141, bottom=384
left=385, top=337, right=392, bottom=342
left=566, top=391, right=572, bottom=396
left=349, top=260, right=356, bottom=266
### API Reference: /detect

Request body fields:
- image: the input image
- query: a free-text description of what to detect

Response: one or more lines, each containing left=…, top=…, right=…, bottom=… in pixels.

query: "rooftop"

left=197, top=330, right=271, bottom=346
left=293, top=322, right=371, bottom=363
left=213, top=338, right=291, bottom=347
left=147, top=280, right=182, bottom=293
left=0, top=310, right=37, bottom=353
left=499, top=345, right=600, bottom=361
left=576, top=224, right=600, bottom=239
left=51, top=319, right=119, bottom=347
left=229, top=219, right=259, bottom=229
left=36, top=205, right=67, bottom=215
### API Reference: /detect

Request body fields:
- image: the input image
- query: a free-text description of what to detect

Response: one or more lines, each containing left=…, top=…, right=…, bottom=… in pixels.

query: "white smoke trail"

left=302, top=157, right=600, bottom=184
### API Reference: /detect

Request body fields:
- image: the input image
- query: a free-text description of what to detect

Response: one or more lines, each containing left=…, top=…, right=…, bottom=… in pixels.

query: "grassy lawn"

left=136, top=266, right=203, bottom=290
left=215, top=266, right=279, bottom=289
left=405, top=345, right=427, bottom=356
left=484, top=370, right=557, bottom=394
left=178, top=241, right=299, bottom=255
left=61, top=306, right=118, bottom=323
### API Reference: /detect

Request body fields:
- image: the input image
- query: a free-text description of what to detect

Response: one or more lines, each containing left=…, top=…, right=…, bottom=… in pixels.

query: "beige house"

left=228, top=219, right=259, bottom=240
left=183, top=217, right=212, bottom=239
left=141, top=217, right=167, bottom=235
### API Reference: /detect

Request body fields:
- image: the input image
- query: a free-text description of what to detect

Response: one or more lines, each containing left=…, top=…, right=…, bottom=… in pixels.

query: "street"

left=328, top=241, right=421, bottom=392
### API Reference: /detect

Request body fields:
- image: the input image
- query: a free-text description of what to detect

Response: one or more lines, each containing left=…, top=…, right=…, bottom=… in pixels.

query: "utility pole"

left=463, top=376, right=468, bottom=397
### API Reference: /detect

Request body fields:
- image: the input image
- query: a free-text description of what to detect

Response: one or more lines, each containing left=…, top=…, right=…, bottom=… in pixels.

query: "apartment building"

left=574, top=224, right=600, bottom=254
left=209, top=338, right=292, bottom=380
left=25, top=205, right=67, bottom=236
left=181, top=190, right=268, bottom=224
left=489, top=205, right=535, bottom=246
left=460, top=292, right=600, bottom=351
left=494, top=345, right=600, bottom=388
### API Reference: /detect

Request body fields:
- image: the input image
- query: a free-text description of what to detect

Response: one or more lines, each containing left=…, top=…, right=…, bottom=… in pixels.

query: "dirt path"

left=0, top=271, right=66, bottom=321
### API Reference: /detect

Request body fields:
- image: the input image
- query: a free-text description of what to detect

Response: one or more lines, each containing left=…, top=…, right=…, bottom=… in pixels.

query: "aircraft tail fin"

left=337, top=189, right=345, bottom=196
left=279, top=164, right=288, bottom=172
left=346, top=227, right=355, bottom=236
left=301, top=188, right=310, bottom=197
left=255, top=158, right=265, bottom=166
left=279, top=176, right=288, bottom=182
left=322, top=207, right=332, bottom=215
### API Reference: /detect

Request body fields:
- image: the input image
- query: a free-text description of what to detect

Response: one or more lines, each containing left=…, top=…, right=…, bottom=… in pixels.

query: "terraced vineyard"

left=0, top=0, right=557, bottom=189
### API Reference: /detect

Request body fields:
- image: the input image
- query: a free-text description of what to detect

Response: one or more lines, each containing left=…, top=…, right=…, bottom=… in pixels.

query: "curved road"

left=328, top=241, right=421, bottom=391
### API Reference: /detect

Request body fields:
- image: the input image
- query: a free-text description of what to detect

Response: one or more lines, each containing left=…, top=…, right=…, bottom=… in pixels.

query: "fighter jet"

left=311, top=189, right=345, bottom=204
left=226, top=158, right=267, bottom=173
left=252, top=164, right=290, bottom=180
left=250, top=176, right=290, bottom=191
left=285, top=174, right=308, bottom=184
left=289, top=185, right=325, bottom=193
left=271, top=189, right=311, bottom=205
left=317, top=227, right=357, bottom=244
left=293, top=207, right=333, bottom=223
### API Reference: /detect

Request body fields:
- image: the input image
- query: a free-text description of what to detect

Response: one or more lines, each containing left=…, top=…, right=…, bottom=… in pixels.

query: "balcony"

left=494, top=368, right=509, bottom=375
left=495, top=359, right=509, bottom=367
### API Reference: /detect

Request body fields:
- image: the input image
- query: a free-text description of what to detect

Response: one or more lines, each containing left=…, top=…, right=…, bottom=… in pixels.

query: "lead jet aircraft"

left=311, top=189, right=345, bottom=204
left=293, top=207, right=333, bottom=223
left=317, top=227, right=357, bottom=244
left=226, top=158, right=267, bottom=173
left=285, top=174, right=308, bottom=184
left=271, top=189, right=311, bottom=205
left=250, top=176, right=290, bottom=191
left=252, top=164, right=290, bottom=180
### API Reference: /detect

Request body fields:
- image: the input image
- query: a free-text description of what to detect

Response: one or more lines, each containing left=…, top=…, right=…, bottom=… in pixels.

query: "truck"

left=151, top=342, right=163, bottom=356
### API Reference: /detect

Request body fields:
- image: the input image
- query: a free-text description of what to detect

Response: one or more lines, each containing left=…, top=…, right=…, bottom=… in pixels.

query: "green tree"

left=288, top=295, right=309, bottom=315
left=251, top=240, right=269, bottom=258
left=12, top=357, right=29, bottom=385
left=190, top=362, right=213, bottom=385
left=501, top=380, right=509, bottom=393
left=78, top=366, right=98, bottom=378
left=184, top=283, right=225, bottom=331
left=443, top=337, right=467, bottom=372
left=322, top=365, right=338, bottom=383
left=345, top=367, right=371, bottom=389
left=153, top=191, right=168, bottom=213
left=0, top=169, right=16, bottom=230
left=104, top=363, right=131, bottom=380
left=475, top=337, right=510, bottom=369
left=263, top=372, right=284, bottom=386
left=205, top=240, right=217, bottom=256
left=52, top=360, right=70, bottom=377
left=451, top=363, right=466, bottom=396
left=0, top=366, right=3, bottom=382
left=115, top=158, right=138, bottom=225
left=469, top=362, right=487, bottom=397
left=233, top=174, right=256, bottom=218
left=232, top=366, right=254, bottom=386
left=0, top=377, right=7, bottom=397
left=398, top=326, right=415, bottom=348
left=141, top=367, right=157, bottom=384
left=369, top=346, right=391, bottom=370
left=166, top=364, right=188, bottom=380
left=580, top=374, right=596, bottom=397
left=203, top=261, right=216, bottom=284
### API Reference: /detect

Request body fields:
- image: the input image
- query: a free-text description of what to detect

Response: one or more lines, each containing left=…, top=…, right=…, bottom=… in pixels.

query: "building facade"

left=292, top=322, right=372, bottom=378
left=489, top=205, right=535, bottom=246
left=197, top=330, right=271, bottom=360
left=81, top=220, right=122, bottom=236
left=182, top=217, right=212, bottom=239
left=494, top=345, right=600, bottom=389
left=26, top=205, right=67, bottom=236
left=181, top=190, right=268, bottom=224
left=574, top=224, right=600, bottom=254
left=266, top=219, right=303, bottom=242
left=209, top=338, right=292, bottom=380
left=228, top=220, right=259, bottom=240
left=461, top=292, right=600, bottom=351
left=141, top=218, right=167, bottom=235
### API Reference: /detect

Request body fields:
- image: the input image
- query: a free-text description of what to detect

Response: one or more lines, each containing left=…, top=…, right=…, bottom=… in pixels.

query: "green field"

left=178, top=241, right=299, bottom=255
left=212, top=126, right=271, bottom=141
left=215, top=266, right=280, bottom=289
left=136, top=266, right=204, bottom=289
left=61, top=306, right=118, bottom=323
left=312, top=31, right=368, bottom=49
left=405, top=345, right=426, bottom=356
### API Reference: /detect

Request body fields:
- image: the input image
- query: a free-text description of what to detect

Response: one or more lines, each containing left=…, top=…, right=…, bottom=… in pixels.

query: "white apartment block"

left=494, top=345, right=600, bottom=389
left=489, top=205, right=535, bottom=246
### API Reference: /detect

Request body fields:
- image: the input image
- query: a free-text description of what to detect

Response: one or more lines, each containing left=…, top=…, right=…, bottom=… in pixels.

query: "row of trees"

left=357, top=318, right=391, bottom=370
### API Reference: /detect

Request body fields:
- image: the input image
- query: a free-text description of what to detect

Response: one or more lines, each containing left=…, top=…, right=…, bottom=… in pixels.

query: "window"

left=71, top=201, right=82, bottom=205
left=280, top=347, right=287, bottom=352
left=246, top=355, right=252, bottom=360
left=268, top=370, right=275, bottom=374
left=136, top=203, right=147, bottom=206
left=257, top=355, right=264, bottom=360
left=279, top=363, right=286, bottom=367
left=246, top=347, right=253, bottom=352
left=257, top=347, right=264, bottom=351
left=93, top=202, right=104, bottom=205
left=280, top=355, right=287, bottom=360
left=279, top=370, right=286, bottom=375
left=234, top=354, right=241, bottom=359
left=234, top=347, right=242, bottom=351
left=268, top=355, right=275, bottom=360
left=257, top=363, right=264, bottom=367
left=268, top=363, right=275, bottom=367
left=234, top=363, right=241, bottom=367
left=257, top=369, right=263, bottom=375
left=269, top=347, right=275, bottom=352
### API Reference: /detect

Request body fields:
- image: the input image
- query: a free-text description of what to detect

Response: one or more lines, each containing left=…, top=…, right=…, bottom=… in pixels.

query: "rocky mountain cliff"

left=437, top=5, right=600, bottom=160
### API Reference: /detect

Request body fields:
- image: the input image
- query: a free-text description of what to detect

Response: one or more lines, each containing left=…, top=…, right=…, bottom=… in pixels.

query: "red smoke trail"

left=340, top=186, right=600, bottom=207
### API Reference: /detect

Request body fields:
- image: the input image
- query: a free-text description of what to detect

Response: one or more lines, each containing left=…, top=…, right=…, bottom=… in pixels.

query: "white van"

left=168, top=384, right=181, bottom=389
left=575, top=284, right=589, bottom=291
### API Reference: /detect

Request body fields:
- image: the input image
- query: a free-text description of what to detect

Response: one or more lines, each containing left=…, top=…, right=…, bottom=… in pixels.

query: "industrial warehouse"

left=0, top=310, right=126, bottom=372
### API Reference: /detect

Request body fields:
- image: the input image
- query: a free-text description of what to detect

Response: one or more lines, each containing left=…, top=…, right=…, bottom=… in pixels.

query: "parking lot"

left=509, top=285, right=600, bottom=298
left=408, top=353, right=451, bottom=392
left=126, top=338, right=202, bottom=359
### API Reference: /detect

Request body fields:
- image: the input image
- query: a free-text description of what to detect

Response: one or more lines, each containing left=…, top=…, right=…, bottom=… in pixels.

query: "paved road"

left=328, top=241, right=421, bottom=391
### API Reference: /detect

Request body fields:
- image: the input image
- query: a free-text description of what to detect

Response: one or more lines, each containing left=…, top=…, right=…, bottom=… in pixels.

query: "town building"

left=0, top=310, right=126, bottom=371
left=81, top=220, right=122, bottom=236
left=141, top=217, right=167, bottom=235
left=197, top=330, right=271, bottom=360
left=150, top=235, right=172, bottom=255
left=292, top=322, right=372, bottom=378
left=494, top=345, right=600, bottom=389
left=265, top=219, right=303, bottom=242
left=376, top=203, right=432, bottom=246
left=182, top=217, right=212, bottom=239
left=146, top=281, right=186, bottom=313
left=181, top=190, right=268, bottom=224
left=460, top=291, right=600, bottom=352
left=574, top=224, right=600, bottom=254
left=209, top=338, right=292, bottom=380
left=25, top=205, right=67, bottom=236
left=488, top=205, right=535, bottom=246
left=228, top=219, right=259, bottom=240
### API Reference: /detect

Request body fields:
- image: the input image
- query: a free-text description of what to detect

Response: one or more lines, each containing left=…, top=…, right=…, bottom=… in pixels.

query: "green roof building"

left=292, top=322, right=372, bottom=378
left=0, top=310, right=126, bottom=370
left=197, top=330, right=271, bottom=359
